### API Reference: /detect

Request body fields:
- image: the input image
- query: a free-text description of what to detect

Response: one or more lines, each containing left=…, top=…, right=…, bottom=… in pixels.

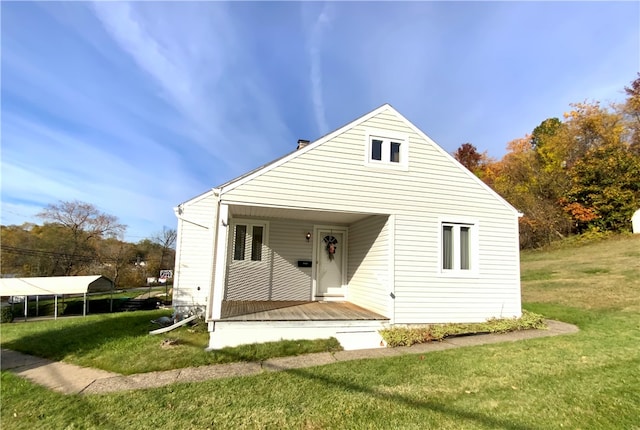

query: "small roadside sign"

left=159, top=270, right=173, bottom=279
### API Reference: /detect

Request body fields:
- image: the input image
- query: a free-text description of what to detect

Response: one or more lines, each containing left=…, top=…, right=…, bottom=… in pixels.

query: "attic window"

left=371, top=139, right=383, bottom=161
left=365, top=129, right=408, bottom=169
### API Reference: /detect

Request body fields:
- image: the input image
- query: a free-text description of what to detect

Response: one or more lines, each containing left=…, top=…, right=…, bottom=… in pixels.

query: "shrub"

left=380, top=310, right=546, bottom=347
left=1, top=306, right=15, bottom=323
left=188, top=316, right=208, bottom=333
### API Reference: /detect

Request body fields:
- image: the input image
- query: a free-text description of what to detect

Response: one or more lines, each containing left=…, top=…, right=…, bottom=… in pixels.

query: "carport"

left=0, top=275, right=114, bottom=320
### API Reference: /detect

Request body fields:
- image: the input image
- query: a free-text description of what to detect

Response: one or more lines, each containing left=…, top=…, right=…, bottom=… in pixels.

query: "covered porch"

left=209, top=203, right=395, bottom=318
left=206, top=203, right=395, bottom=350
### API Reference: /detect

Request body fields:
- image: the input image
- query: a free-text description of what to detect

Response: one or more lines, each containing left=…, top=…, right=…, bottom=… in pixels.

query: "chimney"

left=297, top=139, right=310, bottom=150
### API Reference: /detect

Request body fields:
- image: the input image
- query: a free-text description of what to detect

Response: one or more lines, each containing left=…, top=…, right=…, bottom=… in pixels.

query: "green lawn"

left=0, top=311, right=341, bottom=374
left=1, top=235, right=639, bottom=429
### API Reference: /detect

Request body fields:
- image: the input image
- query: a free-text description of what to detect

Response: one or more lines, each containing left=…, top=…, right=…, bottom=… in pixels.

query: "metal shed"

left=0, top=275, right=114, bottom=319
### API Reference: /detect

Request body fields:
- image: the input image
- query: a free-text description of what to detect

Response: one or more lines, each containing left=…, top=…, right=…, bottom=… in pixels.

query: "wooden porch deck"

left=220, top=301, right=388, bottom=322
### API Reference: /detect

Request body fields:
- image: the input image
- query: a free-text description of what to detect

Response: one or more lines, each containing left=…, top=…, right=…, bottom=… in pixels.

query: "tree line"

left=454, top=75, right=640, bottom=248
left=1, top=200, right=176, bottom=288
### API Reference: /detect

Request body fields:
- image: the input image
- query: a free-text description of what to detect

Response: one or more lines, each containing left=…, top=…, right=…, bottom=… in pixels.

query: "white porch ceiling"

left=228, top=204, right=384, bottom=225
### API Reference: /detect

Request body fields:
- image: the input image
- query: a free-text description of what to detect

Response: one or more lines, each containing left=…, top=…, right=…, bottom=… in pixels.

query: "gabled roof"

left=214, top=103, right=520, bottom=216
left=0, top=275, right=113, bottom=297
left=218, top=104, right=394, bottom=193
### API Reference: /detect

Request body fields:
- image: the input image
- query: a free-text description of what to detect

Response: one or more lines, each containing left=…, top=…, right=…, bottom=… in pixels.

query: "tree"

left=152, top=227, right=177, bottom=271
left=623, top=73, right=640, bottom=154
left=531, top=117, right=563, bottom=150
left=0, top=224, right=39, bottom=276
left=490, top=136, right=572, bottom=248
left=454, top=143, right=483, bottom=172
left=38, top=200, right=125, bottom=241
left=96, top=238, right=136, bottom=288
left=37, top=200, right=126, bottom=275
left=566, top=142, right=640, bottom=232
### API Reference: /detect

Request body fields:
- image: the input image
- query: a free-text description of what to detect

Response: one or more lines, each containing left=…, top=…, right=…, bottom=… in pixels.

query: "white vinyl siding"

left=217, top=106, right=521, bottom=324
left=173, top=191, right=218, bottom=311
left=393, top=214, right=520, bottom=323
left=347, top=215, right=390, bottom=317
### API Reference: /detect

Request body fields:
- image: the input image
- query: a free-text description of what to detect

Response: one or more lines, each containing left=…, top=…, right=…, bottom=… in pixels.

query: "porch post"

left=387, top=214, right=396, bottom=324
left=211, top=203, right=229, bottom=320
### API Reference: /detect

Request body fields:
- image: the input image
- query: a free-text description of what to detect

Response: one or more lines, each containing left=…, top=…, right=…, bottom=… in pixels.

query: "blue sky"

left=2, top=1, right=638, bottom=242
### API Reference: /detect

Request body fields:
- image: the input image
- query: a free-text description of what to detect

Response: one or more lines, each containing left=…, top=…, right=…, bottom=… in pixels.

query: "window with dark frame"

left=442, top=223, right=473, bottom=272
left=368, top=135, right=404, bottom=165
left=390, top=141, right=401, bottom=163
left=233, top=223, right=266, bottom=262
left=233, top=225, right=246, bottom=260
left=371, top=139, right=383, bottom=161
left=251, top=225, right=264, bottom=261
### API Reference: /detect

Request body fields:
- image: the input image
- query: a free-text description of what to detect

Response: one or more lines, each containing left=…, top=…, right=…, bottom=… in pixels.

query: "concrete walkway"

left=1, top=320, right=578, bottom=395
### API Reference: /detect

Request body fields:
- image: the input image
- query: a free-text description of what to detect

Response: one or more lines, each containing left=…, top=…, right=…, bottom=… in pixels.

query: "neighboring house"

left=172, top=104, right=522, bottom=350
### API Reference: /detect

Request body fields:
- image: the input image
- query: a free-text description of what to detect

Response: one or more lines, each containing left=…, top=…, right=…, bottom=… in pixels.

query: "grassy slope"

left=2, top=235, right=639, bottom=429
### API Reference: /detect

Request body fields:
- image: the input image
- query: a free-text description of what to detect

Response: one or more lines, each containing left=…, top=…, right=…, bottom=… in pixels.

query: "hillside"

left=521, top=234, right=640, bottom=312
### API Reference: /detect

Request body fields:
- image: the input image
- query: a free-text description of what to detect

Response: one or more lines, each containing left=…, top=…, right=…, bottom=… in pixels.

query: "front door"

left=315, top=228, right=346, bottom=298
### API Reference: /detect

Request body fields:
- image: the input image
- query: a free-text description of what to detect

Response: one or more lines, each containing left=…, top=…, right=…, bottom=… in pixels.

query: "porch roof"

left=227, top=204, right=387, bottom=224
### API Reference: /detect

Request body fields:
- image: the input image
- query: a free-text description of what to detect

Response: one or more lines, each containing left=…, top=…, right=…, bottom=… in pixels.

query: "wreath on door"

left=323, top=235, right=338, bottom=260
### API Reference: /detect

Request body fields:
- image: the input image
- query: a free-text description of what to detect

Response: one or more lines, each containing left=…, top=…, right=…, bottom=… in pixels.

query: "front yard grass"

left=0, top=312, right=341, bottom=374
left=1, top=234, right=639, bottom=429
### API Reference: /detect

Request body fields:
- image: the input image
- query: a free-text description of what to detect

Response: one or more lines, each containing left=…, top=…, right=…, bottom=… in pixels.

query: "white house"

left=172, top=104, right=522, bottom=350
left=633, top=209, right=640, bottom=233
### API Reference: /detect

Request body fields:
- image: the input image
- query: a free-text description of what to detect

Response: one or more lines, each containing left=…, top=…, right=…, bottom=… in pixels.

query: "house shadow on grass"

left=5, top=313, right=539, bottom=429
left=201, top=347, right=537, bottom=430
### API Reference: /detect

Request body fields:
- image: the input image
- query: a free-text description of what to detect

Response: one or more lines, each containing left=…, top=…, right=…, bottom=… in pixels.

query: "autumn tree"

left=0, top=223, right=85, bottom=276
left=623, top=73, right=640, bottom=154
left=0, top=224, right=40, bottom=276
left=565, top=142, right=640, bottom=232
left=37, top=200, right=126, bottom=275
left=491, top=136, right=571, bottom=248
left=454, top=143, right=483, bottom=171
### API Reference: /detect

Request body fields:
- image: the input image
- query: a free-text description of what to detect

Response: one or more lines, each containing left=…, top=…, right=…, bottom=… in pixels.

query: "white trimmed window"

left=441, top=221, right=477, bottom=274
left=232, top=221, right=268, bottom=262
left=365, top=129, right=408, bottom=169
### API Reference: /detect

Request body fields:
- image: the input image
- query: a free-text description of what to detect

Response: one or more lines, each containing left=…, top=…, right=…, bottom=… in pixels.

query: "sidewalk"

left=1, top=320, right=578, bottom=395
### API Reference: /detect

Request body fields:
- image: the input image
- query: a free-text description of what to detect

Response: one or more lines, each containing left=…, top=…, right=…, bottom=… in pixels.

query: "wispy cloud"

left=308, top=3, right=332, bottom=136
left=91, top=2, right=292, bottom=171
left=2, top=1, right=637, bottom=240
left=92, top=2, right=225, bottom=151
left=2, top=2, right=299, bottom=239
left=1, top=112, right=200, bottom=238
